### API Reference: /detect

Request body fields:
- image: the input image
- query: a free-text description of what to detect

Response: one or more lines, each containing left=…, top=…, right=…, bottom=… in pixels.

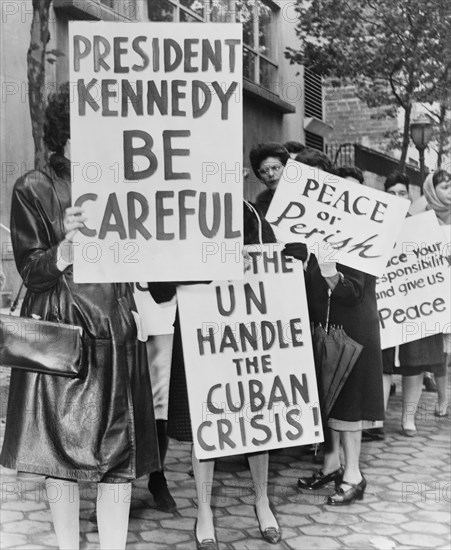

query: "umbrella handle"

left=325, top=288, right=331, bottom=333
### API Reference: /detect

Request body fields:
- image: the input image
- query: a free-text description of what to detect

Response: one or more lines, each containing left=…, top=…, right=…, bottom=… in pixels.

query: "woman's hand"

left=63, top=206, right=86, bottom=241
left=317, top=243, right=338, bottom=278
left=282, top=242, right=308, bottom=262
left=57, top=207, right=87, bottom=267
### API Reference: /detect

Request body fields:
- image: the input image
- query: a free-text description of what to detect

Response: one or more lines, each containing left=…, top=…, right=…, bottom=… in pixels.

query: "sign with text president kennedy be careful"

left=69, top=22, right=243, bottom=282
left=266, top=160, right=410, bottom=277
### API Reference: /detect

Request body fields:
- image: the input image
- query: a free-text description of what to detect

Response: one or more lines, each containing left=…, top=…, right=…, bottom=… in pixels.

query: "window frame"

left=156, top=0, right=279, bottom=90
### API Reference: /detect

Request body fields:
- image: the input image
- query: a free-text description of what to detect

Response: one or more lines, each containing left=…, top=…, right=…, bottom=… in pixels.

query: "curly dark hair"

left=249, top=142, right=290, bottom=178
left=384, top=171, right=409, bottom=192
left=43, top=82, right=70, bottom=155
left=294, top=148, right=335, bottom=175
left=283, top=141, right=306, bottom=156
left=337, top=165, right=364, bottom=184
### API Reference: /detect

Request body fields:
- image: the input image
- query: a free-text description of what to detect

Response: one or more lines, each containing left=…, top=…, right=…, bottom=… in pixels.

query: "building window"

left=237, top=1, right=278, bottom=90
left=149, top=0, right=205, bottom=22
left=148, top=0, right=279, bottom=90
left=98, top=0, right=138, bottom=19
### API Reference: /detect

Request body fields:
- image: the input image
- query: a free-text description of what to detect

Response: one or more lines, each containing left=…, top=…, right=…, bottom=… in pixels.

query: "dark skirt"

left=385, top=334, right=446, bottom=377
left=167, top=313, right=193, bottom=442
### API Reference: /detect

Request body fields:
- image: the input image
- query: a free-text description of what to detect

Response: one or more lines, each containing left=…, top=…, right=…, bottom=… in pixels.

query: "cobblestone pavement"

left=1, top=370, right=450, bottom=550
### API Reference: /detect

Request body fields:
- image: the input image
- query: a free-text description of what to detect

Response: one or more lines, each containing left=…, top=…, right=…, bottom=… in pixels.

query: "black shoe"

left=327, top=476, right=367, bottom=506
left=194, top=519, right=218, bottom=550
left=362, top=428, right=385, bottom=441
left=424, top=377, right=437, bottom=392
left=254, top=505, right=281, bottom=544
left=148, top=471, right=177, bottom=512
left=390, top=383, right=396, bottom=396
left=298, top=467, right=344, bottom=490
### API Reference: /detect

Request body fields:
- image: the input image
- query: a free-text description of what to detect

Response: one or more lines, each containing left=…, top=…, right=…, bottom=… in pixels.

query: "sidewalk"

left=1, top=370, right=450, bottom=550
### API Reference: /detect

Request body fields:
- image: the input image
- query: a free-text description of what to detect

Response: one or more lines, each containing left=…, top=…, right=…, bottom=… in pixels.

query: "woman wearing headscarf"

left=406, top=171, right=451, bottom=419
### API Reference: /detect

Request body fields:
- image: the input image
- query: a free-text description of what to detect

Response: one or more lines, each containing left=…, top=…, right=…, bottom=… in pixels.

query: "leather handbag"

left=0, top=313, right=84, bottom=378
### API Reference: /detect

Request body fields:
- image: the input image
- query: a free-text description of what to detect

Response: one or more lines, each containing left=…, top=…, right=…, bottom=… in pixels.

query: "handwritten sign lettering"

left=266, top=160, right=409, bottom=276
left=69, top=22, right=243, bottom=282
left=377, top=211, right=451, bottom=348
left=177, top=245, right=323, bottom=459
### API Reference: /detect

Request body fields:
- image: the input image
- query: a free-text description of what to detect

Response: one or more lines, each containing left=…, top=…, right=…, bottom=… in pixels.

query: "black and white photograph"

left=0, top=1, right=450, bottom=549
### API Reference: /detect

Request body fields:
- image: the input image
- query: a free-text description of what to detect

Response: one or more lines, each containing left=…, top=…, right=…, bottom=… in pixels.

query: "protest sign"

left=176, top=244, right=323, bottom=460
left=376, top=211, right=451, bottom=349
left=265, top=160, right=410, bottom=276
left=68, top=22, right=243, bottom=282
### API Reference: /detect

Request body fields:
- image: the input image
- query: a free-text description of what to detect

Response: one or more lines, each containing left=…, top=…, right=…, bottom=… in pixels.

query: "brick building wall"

left=325, top=84, right=397, bottom=152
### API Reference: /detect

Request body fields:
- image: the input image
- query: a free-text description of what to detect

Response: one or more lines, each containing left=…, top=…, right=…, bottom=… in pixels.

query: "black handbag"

left=0, top=313, right=84, bottom=378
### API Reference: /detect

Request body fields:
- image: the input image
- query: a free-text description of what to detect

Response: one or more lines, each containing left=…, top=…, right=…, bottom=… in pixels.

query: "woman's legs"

left=45, top=478, right=80, bottom=550
left=435, top=356, right=449, bottom=414
left=383, top=374, right=393, bottom=412
left=340, top=430, right=363, bottom=485
left=402, top=374, right=424, bottom=430
left=247, top=451, right=278, bottom=530
left=192, top=446, right=216, bottom=541
left=322, top=427, right=341, bottom=474
left=96, top=482, right=131, bottom=550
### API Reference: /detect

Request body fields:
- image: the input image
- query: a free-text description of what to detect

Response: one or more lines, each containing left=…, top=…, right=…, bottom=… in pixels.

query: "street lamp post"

left=410, top=117, right=433, bottom=189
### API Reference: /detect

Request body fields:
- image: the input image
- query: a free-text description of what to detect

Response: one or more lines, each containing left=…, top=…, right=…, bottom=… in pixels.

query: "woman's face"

left=435, top=177, right=451, bottom=205
left=258, top=156, right=284, bottom=191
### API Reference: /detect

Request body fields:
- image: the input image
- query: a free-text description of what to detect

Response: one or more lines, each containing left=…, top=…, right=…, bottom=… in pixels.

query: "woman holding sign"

left=287, top=157, right=384, bottom=505
left=149, top=202, right=281, bottom=550
left=0, top=85, right=160, bottom=550
left=423, top=170, right=451, bottom=418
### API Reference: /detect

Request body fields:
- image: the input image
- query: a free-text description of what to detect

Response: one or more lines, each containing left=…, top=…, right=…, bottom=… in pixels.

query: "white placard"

left=69, top=22, right=243, bottom=282
left=377, top=211, right=451, bottom=348
left=266, top=160, right=410, bottom=276
left=177, top=244, right=323, bottom=460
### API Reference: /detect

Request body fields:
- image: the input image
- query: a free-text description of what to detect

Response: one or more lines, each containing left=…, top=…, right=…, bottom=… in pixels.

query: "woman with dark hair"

left=0, top=83, right=160, bottom=549
left=284, top=158, right=384, bottom=505
left=250, top=142, right=290, bottom=216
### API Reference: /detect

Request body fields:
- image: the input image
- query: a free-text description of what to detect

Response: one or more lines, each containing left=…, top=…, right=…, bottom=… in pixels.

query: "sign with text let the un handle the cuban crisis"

left=376, top=211, right=451, bottom=349
left=177, top=244, right=324, bottom=460
left=265, top=160, right=410, bottom=277
left=69, top=22, right=243, bottom=283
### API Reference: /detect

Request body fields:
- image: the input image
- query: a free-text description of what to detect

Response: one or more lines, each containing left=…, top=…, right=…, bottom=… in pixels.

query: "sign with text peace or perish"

left=69, top=21, right=243, bottom=283
left=266, top=160, right=410, bottom=277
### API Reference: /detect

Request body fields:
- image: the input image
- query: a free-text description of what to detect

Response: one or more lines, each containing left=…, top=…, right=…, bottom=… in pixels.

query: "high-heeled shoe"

left=254, top=505, right=281, bottom=544
left=327, top=476, right=367, bottom=506
left=194, top=519, right=218, bottom=550
left=400, top=425, right=416, bottom=437
left=298, top=466, right=344, bottom=490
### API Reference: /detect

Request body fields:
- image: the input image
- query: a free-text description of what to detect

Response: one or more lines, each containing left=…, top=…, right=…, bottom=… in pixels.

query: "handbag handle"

left=9, top=282, right=24, bottom=314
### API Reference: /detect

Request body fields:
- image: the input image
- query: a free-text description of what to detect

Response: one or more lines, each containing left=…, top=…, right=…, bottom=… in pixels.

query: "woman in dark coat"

left=284, top=157, right=384, bottom=505
left=0, top=84, right=159, bottom=550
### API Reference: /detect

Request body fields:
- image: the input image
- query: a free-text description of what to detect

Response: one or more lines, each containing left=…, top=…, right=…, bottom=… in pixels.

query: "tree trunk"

left=398, top=104, right=411, bottom=171
left=27, top=0, right=53, bottom=170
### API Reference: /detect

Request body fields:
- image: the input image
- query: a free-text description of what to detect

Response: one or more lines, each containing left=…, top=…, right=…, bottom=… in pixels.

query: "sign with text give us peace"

left=266, top=160, right=410, bottom=277
left=69, top=21, right=243, bottom=283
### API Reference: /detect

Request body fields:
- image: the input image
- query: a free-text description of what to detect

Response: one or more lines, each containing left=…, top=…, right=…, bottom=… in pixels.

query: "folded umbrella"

left=323, top=327, right=363, bottom=418
left=312, top=324, right=363, bottom=419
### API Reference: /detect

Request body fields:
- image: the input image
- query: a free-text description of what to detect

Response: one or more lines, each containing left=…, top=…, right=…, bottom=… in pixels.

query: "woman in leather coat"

left=0, top=84, right=160, bottom=549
